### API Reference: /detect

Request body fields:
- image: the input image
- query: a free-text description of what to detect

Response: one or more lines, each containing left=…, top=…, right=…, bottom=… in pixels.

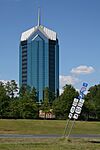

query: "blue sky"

left=0, top=0, right=100, bottom=91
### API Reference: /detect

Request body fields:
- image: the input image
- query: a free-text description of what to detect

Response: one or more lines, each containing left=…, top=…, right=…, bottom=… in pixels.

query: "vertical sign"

left=68, top=82, right=88, bottom=120
left=63, top=82, right=88, bottom=138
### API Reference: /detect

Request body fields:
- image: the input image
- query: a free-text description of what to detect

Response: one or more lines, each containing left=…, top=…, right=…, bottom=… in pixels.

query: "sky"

left=0, top=0, right=100, bottom=92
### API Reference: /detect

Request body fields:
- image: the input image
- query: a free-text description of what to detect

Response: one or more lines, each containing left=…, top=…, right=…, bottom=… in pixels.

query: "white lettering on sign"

left=79, top=99, right=85, bottom=104
left=78, top=102, right=83, bottom=107
left=73, top=113, right=79, bottom=120
left=68, top=113, right=73, bottom=119
left=70, top=106, right=76, bottom=114
left=75, top=106, right=82, bottom=114
left=68, top=82, right=88, bottom=120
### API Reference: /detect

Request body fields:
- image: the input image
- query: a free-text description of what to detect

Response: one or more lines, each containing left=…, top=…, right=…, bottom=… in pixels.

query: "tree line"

left=0, top=80, right=100, bottom=120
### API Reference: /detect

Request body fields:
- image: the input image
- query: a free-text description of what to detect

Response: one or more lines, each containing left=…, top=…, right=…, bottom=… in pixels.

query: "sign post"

left=63, top=82, right=88, bottom=138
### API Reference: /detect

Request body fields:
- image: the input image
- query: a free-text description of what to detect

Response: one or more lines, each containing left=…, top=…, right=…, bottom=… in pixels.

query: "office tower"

left=19, top=12, right=59, bottom=102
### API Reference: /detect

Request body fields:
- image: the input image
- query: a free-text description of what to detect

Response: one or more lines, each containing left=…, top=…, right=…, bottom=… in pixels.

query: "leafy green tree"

left=83, top=84, right=100, bottom=120
left=18, top=86, right=38, bottom=119
left=30, top=87, right=37, bottom=102
left=5, top=80, right=18, bottom=98
left=0, top=83, right=10, bottom=118
left=7, top=97, right=21, bottom=119
left=81, top=99, right=96, bottom=120
left=40, top=87, right=51, bottom=119
left=19, top=85, right=27, bottom=98
left=53, top=84, right=78, bottom=119
left=0, top=82, right=39, bottom=119
left=19, top=91, right=38, bottom=119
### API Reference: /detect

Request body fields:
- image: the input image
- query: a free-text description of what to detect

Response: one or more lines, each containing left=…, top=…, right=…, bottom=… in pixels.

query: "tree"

left=19, top=91, right=38, bottom=119
left=7, top=97, right=21, bottom=119
left=18, top=86, right=38, bottom=119
left=81, top=99, right=96, bottom=120
left=53, top=84, right=78, bottom=119
left=19, top=85, right=27, bottom=98
left=0, top=83, right=10, bottom=118
left=5, top=86, right=38, bottom=119
left=40, top=87, right=51, bottom=119
left=83, top=84, right=100, bottom=120
left=30, top=87, right=37, bottom=102
left=5, top=80, right=18, bottom=98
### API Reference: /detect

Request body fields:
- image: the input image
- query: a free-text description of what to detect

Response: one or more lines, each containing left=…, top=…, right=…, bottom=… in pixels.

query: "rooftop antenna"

left=38, top=8, right=41, bottom=26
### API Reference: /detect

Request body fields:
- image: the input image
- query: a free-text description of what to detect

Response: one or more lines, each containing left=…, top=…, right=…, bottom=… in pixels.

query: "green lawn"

left=0, top=119, right=99, bottom=135
left=0, top=138, right=99, bottom=150
left=0, top=119, right=99, bottom=150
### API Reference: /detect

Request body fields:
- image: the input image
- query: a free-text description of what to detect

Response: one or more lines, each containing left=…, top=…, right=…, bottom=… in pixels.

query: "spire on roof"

left=38, top=8, right=41, bottom=26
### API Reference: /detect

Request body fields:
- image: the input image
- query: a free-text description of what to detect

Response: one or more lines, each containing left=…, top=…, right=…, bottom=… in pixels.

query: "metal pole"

left=67, top=119, right=75, bottom=138
left=63, top=119, right=70, bottom=137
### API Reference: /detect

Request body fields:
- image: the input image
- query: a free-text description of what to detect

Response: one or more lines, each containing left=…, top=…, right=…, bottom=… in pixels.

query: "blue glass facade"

left=19, top=27, right=59, bottom=102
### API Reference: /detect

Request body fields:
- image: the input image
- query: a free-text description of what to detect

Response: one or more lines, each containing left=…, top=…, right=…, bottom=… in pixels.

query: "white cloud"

left=59, top=75, right=80, bottom=88
left=0, top=80, right=9, bottom=85
left=71, top=65, right=95, bottom=75
left=59, top=88, right=64, bottom=95
left=0, top=80, right=18, bottom=86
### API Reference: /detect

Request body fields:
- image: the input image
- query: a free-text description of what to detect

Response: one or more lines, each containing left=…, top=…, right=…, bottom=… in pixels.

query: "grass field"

left=0, top=119, right=99, bottom=150
left=0, top=138, right=100, bottom=150
left=0, top=119, right=100, bottom=135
